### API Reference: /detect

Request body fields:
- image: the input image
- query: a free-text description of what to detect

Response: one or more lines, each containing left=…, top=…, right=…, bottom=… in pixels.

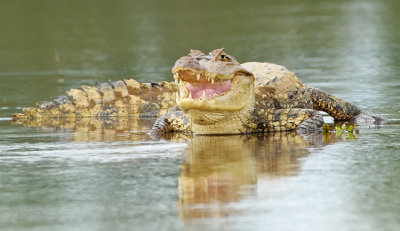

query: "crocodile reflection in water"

left=178, top=132, right=341, bottom=219
left=12, top=117, right=157, bottom=142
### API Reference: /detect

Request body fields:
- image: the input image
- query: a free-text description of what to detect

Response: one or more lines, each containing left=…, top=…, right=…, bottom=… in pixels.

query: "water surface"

left=1, top=0, right=400, bottom=230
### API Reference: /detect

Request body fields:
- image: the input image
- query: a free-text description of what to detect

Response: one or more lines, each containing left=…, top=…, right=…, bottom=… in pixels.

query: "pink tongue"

left=187, top=80, right=232, bottom=99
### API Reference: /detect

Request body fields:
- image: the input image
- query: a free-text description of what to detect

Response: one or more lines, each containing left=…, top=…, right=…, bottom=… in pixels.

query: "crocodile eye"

left=218, top=54, right=231, bottom=62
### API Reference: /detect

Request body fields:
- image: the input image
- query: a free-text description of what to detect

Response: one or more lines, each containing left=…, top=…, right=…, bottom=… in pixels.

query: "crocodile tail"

left=12, top=79, right=178, bottom=122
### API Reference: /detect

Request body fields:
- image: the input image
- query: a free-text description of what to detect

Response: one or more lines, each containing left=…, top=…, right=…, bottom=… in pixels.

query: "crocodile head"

left=172, top=48, right=255, bottom=134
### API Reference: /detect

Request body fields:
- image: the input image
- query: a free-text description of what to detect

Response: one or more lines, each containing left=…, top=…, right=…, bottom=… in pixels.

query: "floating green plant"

left=348, top=132, right=356, bottom=140
left=323, top=123, right=330, bottom=133
left=323, top=123, right=358, bottom=139
left=348, top=125, right=354, bottom=133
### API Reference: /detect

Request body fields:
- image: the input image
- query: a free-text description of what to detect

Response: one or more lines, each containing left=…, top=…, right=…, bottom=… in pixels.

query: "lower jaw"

left=178, top=98, right=248, bottom=112
left=181, top=94, right=256, bottom=135
left=188, top=109, right=251, bottom=135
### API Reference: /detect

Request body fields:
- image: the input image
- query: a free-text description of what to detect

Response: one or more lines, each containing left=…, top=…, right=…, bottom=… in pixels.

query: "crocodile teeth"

left=188, top=92, right=192, bottom=99
left=201, top=90, right=206, bottom=99
left=176, top=92, right=179, bottom=100
left=197, top=73, right=200, bottom=81
left=211, top=78, right=214, bottom=84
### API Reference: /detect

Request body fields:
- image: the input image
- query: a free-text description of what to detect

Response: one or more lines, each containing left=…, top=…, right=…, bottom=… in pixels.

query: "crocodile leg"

left=150, top=106, right=191, bottom=136
left=307, top=86, right=386, bottom=124
left=307, top=86, right=361, bottom=120
left=254, top=108, right=324, bottom=133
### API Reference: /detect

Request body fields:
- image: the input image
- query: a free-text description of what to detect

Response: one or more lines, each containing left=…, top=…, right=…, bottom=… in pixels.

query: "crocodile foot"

left=296, top=113, right=324, bottom=133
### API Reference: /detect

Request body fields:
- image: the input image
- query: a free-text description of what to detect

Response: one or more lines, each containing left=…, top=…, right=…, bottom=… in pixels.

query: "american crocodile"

left=12, top=48, right=386, bottom=135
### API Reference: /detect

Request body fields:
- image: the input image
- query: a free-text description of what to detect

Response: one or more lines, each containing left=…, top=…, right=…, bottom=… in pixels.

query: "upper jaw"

left=173, top=67, right=236, bottom=82
left=173, top=67, right=253, bottom=101
left=172, top=65, right=253, bottom=83
left=171, top=53, right=253, bottom=81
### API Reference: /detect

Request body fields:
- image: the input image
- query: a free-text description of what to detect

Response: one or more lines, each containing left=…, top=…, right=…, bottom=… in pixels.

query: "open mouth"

left=172, top=67, right=254, bottom=112
left=186, top=80, right=232, bottom=99
left=173, top=69, right=236, bottom=100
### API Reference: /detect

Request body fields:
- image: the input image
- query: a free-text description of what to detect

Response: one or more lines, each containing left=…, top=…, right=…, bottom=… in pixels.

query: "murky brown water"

left=1, top=0, right=400, bottom=230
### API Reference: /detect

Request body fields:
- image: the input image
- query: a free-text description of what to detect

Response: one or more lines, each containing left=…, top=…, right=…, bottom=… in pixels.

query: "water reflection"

left=12, top=118, right=356, bottom=221
left=177, top=133, right=342, bottom=219
left=12, top=117, right=155, bottom=142
left=178, top=135, right=257, bottom=218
